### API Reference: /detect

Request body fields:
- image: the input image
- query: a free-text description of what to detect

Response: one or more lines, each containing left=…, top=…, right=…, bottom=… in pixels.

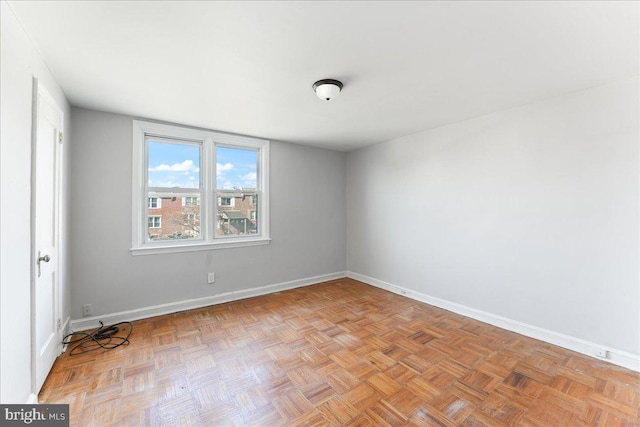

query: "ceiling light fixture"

left=312, top=79, right=343, bottom=101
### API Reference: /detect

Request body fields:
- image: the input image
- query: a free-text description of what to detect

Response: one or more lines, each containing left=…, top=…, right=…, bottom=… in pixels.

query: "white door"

left=32, top=80, right=63, bottom=393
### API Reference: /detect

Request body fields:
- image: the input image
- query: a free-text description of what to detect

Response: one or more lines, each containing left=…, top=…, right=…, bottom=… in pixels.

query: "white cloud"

left=216, top=163, right=234, bottom=176
left=240, top=172, right=257, bottom=187
left=149, top=159, right=198, bottom=172
left=222, top=181, right=234, bottom=190
left=153, top=179, right=199, bottom=188
left=153, top=180, right=177, bottom=187
left=240, top=172, right=256, bottom=182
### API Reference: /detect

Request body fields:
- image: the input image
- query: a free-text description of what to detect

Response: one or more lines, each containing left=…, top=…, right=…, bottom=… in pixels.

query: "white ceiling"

left=8, top=1, right=639, bottom=151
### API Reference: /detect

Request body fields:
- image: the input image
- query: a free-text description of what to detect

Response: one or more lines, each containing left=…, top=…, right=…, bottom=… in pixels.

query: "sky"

left=147, top=141, right=257, bottom=190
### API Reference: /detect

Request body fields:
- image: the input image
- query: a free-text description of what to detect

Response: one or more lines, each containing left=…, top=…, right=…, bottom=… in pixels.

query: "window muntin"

left=132, top=120, right=270, bottom=254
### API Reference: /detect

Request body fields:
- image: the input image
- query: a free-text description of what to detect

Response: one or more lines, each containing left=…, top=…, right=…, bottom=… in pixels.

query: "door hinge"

left=57, top=318, right=62, bottom=331
left=58, top=132, right=64, bottom=143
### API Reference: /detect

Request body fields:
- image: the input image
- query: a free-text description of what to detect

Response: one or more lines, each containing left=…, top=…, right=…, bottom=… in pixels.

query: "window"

left=182, top=196, right=199, bottom=207
left=132, top=120, right=270, bottom=254
left=148, top=216, right=161, bottom=229
left=148, top=197, right=161, bottom=209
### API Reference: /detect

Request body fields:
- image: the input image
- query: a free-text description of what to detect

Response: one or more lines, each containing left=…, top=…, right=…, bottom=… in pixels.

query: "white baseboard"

left=70, top=272, right=346, bottom=331
left=26, top=393, right=38, bottom=404
left=347, top=271, right=640, bottom=373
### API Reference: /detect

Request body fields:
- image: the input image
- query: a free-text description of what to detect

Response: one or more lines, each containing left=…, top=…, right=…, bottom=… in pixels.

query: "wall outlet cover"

left=594, top=348, right=609, bottom=359
left=82, top=304, right=92, bottom=317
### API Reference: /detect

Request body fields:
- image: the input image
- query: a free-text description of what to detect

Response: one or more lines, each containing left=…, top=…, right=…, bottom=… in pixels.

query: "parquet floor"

left=40, top=278, right=639, bottom=426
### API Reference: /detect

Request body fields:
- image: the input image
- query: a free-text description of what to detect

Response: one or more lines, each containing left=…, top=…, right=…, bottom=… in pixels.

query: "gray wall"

left=69, top=108, right=346, bottom=319
left=347, top=76, right=639, bottom=355
left=1, top=2, right=72, bottom=403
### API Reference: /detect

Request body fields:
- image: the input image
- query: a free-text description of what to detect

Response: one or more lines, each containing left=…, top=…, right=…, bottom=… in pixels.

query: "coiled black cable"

left=62, top=321, right=133, bottom=356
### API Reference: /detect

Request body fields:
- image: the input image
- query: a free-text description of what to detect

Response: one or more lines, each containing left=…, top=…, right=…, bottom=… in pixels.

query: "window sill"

left=130, top=237, right=271, bottom=256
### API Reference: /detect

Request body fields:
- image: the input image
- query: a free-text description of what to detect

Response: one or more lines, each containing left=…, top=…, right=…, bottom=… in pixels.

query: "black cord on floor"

left=62, top=321, right=133, bottom=356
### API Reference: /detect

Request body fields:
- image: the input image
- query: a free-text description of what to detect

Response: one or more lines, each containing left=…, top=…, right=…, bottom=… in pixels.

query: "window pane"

left=216, top=146, right=257, bottom=190
left=216, top=192, right=258, bottom=236
left=148, top=140, right=200, bottom=188
left=147, top=195, right=201, bottom=241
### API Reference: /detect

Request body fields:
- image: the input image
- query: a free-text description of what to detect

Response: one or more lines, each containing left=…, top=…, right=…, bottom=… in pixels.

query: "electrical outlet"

left=207, top=272, right=215, bottom=284
left=594, top=348, right=609, bottom=359
left=82, top=304, right=92, bottom=317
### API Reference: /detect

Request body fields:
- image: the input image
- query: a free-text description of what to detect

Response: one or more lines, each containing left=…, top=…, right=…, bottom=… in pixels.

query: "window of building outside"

left=148, top=216, right=161, bottom=228
left=183, top=196, right=199, bottom=207
left=131, top=120, right=270, bottom=255
left=148, top=197, right=161, bottom=209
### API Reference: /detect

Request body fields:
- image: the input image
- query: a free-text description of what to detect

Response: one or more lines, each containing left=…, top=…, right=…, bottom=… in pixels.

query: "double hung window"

left=131, top=121, right=269, bottom=254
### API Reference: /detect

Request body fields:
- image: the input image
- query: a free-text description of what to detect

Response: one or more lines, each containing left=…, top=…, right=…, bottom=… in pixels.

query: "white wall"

left=0, top=2, right=71, bottom=403
left=347, top=77, right=639, bottom=357
left=68, top=108, right=346, bottom=319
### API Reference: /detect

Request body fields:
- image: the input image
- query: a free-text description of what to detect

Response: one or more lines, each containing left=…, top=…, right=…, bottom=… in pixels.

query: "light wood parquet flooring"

left=40, top=278, right=640, bottom=426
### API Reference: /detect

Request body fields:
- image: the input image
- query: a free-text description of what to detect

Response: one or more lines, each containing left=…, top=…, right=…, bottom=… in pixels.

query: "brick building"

left=216, top=193, right=258, bottom=236
left=147, top=192, right=257, bottom=240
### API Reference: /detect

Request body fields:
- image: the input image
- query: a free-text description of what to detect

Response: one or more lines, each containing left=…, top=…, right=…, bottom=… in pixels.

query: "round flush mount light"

left=312, top=79, right=343, bottom=101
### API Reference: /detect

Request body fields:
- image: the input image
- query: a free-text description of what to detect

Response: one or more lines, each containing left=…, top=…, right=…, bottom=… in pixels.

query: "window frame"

left=131, top=120, right=270, bottom=255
